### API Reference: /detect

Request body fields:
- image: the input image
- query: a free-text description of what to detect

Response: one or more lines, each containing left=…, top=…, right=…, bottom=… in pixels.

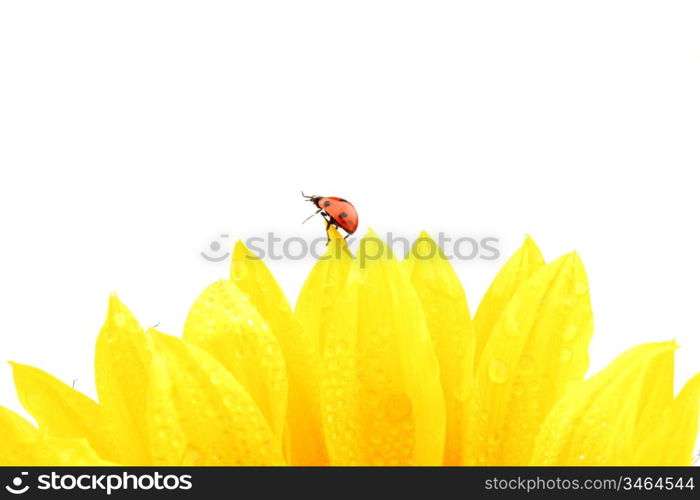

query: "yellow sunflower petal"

left=405, top=231, right=475, bottom=465
left=322, top=230, right=445, bottom=465
left=0, top=407, right=109, bottom=465
left=231, top=241, right=326, bottom=465
left=470, top=251, right=593, bottom=465
left=295, top=226, right=353, bottom=354
left=94, top=294, right=151, bottom=464
left=530, top=341, right=690, bottom=465
left=0, top=406, right=38, bottom=464
left=474, top=236, right=545, bottom=366
left=0, top=405, right=36, bottom=440
left=146, top=329, right=285, bottom=465
left=636, top=371, right=700, bottom=465
left=31, top=437, right=113, bottom=465
left=183, top=279, right=288, bottom=440
left=10, top=361, right=115, bottom=462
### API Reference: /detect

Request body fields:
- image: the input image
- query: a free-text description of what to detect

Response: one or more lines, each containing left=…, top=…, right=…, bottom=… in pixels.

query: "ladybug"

left=301, top=192, right=358, bottom=240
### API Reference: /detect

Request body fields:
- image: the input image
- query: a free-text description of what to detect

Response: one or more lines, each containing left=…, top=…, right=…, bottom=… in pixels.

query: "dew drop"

left=562, top=324, right=578, bottom=340
left=488, top=358, right=509, bottom=384
left=232, top=263, right=248, bottom=281
left=518, top=356, right=535, bottom=375
left=113, top=312, right=127, bottom=328
left=182, top=446, right=204, bottom=465
left=385, top=393, right=412, bottom=422
left=559, top=348, right=572, bottom=363
left=415, top=240, right=434, bottom=259
left=326, top=358, right=340, bottom=373
left=504, top=313, right=521, bottom=337
left=366, top=390, right=379, bottom=407
left=277, top=296, right=289, bottom=311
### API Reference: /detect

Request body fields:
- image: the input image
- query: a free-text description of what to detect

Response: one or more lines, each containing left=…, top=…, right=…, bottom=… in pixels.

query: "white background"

left=1, top=1, right=698, bottom=426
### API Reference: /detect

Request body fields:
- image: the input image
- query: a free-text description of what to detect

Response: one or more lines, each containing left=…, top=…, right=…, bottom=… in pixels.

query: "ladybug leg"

left=302, top=208, right=322, bottom=224
left=325, top=219, right=332, bottom=245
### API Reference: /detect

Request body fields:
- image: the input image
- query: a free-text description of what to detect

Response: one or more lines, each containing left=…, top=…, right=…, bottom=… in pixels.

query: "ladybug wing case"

left=322, top=197, right=359, bottom=234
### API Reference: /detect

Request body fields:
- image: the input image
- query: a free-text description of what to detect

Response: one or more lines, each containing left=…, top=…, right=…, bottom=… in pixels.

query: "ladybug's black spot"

left=339, top=212, right=348, bottom=219
left=324, top=201, right=332, bottom=207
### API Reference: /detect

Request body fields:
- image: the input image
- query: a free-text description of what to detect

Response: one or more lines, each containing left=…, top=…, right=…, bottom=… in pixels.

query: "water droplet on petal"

left=488, top=358, right=509, bottom=384
left=415, top=240, right=434, bottom=259
left=222, top=393, right=236, bottom=409
left=562, top=324, right=578, bottom=340
left=385, top=393, right=412, bottom=422
left=504, top=314, right=521, bottom=337
left=518, top=356, right=535, bottom=375
left=560, top=348, right=572, bottom=363
left=182, top=446, right=204, bottom=465
left=232, top=263, right=248, bottom=281
left=113, top=312, right=127, bottom=328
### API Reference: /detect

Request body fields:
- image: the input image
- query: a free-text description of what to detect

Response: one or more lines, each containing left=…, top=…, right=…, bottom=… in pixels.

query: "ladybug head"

left=301, top=191, right=322, bottom=205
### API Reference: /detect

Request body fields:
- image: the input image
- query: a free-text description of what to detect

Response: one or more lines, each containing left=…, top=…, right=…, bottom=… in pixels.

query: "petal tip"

left=521, top=234, right=545, bottom=262
left=233, top=240, right=249, bottom=258
left=327, top=225, right=343, bottom=240
left=358, top=229, right=393, bottom=260
left=102, top=294, right=141, bottom=332
left=107, top=293, right=125, bottom=313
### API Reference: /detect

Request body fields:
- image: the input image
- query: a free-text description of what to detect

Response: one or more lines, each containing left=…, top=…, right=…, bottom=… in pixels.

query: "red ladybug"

left=302, top=192, right=358, bottom=239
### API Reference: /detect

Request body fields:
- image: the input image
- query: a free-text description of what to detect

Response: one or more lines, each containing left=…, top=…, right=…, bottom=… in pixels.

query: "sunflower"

left=1, top=228, right=698, bottom=466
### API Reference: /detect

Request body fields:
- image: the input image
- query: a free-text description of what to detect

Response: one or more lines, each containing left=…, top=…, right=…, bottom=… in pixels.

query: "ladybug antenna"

left=302, top=208, right=322, bottom=225
left=301, top=191, right=315, bottom=201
